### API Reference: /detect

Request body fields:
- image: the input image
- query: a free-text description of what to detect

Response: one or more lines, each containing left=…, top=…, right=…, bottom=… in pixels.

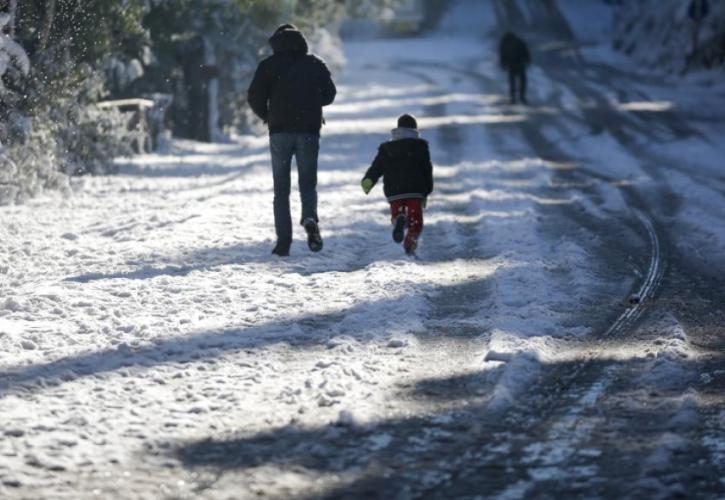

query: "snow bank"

left=611, top=0, right=725, bottom=73
left=555, top=0, right=615, bottom=44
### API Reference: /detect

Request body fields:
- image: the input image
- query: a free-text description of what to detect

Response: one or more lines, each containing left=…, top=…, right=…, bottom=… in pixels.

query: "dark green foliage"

left=14, top=0, right=147, bottom=63
left=2, top=0, right=403, bottom=194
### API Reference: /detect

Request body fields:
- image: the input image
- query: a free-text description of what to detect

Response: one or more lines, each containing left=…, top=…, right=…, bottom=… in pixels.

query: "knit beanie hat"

left=397, top=114, right=418, bottom=130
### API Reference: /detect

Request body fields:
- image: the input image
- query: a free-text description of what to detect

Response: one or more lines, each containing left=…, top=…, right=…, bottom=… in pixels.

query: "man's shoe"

left=392, top=214, right=406, bottom=243
left=272, top=241, right=290, bottom=257
left=303, top=219, right=323, bottom=252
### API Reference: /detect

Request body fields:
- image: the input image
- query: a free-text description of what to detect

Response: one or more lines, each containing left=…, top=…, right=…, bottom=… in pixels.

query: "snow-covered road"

left=1, top=1, right=724, bottom=498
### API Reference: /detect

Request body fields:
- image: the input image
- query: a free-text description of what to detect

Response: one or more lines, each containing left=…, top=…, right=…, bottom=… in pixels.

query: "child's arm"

left=424, top=146, right=434, bottom=196
left=361, top=148, right=385, bottom=194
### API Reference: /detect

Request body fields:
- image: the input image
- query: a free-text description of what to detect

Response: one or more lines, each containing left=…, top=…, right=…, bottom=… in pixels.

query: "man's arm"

left=318, top=60, right=337, bottom=107
left=499, top=39, right=507, bottom=69
left=247, top=62, right=270, bottom=122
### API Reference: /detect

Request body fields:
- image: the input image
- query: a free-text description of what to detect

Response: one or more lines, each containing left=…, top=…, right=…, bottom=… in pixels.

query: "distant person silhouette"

left=499, top=32, right=531, bottom=105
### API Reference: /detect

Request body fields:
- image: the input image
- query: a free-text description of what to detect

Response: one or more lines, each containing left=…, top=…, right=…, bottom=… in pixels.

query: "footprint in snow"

left=20, top=339, right=38, bottom=350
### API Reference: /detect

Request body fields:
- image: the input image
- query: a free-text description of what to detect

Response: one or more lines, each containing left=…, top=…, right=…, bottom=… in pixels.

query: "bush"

left=1, top=42, right=134, bottom=204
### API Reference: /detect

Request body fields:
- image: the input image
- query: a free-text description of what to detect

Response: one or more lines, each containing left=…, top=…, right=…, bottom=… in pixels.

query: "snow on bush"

left=0, top=13, right=29, bottom=87
left=613, top=0, right=725, bottom=73
left=1, top=0, right=145, bottom=205
left=36, top=63, right=135, bottom=176
left=0, top=11, right=39, bottom=205
left=0, top=12, right=28, bottom=140
left=2, top=113, right=70, bottom=204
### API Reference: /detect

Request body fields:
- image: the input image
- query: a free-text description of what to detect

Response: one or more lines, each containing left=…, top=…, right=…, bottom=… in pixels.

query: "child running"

left=361, top=114, right=434, bottom=255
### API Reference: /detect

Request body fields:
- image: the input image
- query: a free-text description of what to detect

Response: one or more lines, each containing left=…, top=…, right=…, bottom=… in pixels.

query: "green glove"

left=361, top=178, right=374, bottom=195
left=422, top=197, right=428, bottom=209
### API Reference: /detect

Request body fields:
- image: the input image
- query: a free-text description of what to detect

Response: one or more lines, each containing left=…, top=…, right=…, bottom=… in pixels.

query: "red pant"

left=390, top=198, right=423, bottom=249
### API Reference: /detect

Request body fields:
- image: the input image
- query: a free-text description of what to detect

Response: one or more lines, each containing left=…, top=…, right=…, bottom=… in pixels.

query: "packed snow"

left=1, top=0, right=723, bottom=497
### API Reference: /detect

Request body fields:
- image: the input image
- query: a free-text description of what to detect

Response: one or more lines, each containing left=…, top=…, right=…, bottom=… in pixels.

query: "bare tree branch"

left=40, top=0, right=58, bottom=50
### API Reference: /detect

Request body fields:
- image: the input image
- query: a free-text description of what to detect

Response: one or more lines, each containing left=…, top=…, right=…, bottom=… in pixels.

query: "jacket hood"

left=269, top=28, right=309, bottom=54
left=391, top=127, right=420, bottom=141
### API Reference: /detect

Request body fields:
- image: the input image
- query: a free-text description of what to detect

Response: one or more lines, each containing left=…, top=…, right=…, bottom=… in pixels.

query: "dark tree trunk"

left=174, top=39, right=210, bottom=142
left=40, top=0, right=57, bottom=50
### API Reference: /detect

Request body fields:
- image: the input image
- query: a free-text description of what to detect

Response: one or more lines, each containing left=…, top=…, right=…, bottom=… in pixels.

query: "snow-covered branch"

left=0, top=9, right=30, bottom=87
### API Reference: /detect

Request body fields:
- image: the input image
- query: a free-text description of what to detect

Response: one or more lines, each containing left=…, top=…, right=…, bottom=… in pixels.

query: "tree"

left=140, top=0, right=401, bottom=140
left=1, top=0, right=143, bottom=201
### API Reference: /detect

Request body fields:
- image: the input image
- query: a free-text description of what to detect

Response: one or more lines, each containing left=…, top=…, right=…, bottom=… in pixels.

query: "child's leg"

left=389, top=200, right=406, bottom=222
left=404, top=199, right=423, bottom=252
left=390, top=200, right=407, bottom=243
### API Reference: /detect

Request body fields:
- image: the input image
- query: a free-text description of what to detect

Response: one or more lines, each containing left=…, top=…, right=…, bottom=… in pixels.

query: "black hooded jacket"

left=364, top=138, right=434, bottom=201
left=499, top=32, right=531, bottom=71
left=247, top=27, right=337, bottom=135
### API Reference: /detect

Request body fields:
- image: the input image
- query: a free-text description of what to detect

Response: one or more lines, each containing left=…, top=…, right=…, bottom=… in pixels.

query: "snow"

left=1, top=0, right=723, bottom=496
left=0, top=13, right=30, bottom=85
left=0, top=24, right=598, bottom=495
left=556, top=0, right=615, bottom=44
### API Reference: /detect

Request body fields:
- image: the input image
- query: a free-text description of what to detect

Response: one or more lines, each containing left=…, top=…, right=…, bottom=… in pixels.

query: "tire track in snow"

left=391, top=52, right=668, bottom=495
left=472, top=23, right=669, bottom=485
left=493, top=211, right=665, bottom=498
left=400, top=15, right=670, bottom=492
left=496, top=369, right=615, bottom=500
left=603, top=211, right=664, bottom=337
left=396, top=48, right=668, bottom=411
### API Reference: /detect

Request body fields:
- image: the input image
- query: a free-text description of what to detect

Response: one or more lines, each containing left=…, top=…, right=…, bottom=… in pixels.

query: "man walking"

left=499, top=31, right=531, bottom=105
left=248, top=24, right=337, bottom=256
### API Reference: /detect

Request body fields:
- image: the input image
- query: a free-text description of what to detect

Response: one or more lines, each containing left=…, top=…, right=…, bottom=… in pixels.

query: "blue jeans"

left=270, top=133, right=320, bottom=243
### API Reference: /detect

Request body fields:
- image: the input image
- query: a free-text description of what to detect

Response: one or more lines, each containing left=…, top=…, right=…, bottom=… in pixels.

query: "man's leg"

left=296, top=134, right=323, bottom=252
left=295, top=134, right=320, bottom=225
left=508, top=69, right=517, bottom=104
left=404, top=199, right=423, bottom=254
left=519, top=68, right=528, bottom=104
left=270, top=134, right=295, bottom=249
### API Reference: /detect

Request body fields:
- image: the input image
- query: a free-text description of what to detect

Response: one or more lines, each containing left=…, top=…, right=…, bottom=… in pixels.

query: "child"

left=361, top=114, right=434, bottom=255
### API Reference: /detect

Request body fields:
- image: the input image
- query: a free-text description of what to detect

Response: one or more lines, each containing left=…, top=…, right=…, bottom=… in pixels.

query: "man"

left=499, top=31, right=531, bottom=105
left=247, top=24, right=337, bottom=257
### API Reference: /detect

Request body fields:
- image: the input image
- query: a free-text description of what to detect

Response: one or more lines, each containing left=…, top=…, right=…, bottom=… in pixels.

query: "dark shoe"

left=303, top=218, right=323, bottom=252
left=272, top=241, right=290, bottom=257
left=392, top=214, right=406, bottom=243
left=520, top=96, right=528, bottom=105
